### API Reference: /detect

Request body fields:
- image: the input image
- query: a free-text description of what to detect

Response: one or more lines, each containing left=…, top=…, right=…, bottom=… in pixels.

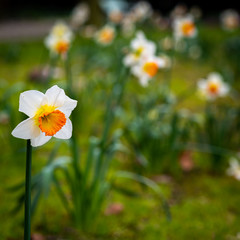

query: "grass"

left=1, top=24, right=240, bottom=239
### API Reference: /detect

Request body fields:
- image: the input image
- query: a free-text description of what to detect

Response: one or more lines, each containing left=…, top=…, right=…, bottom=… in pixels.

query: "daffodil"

left=227, top=158, right=240, bottom=180
left=131, top=55, right=166, bottom=86
left=45, top=22, right=73, bottom=56
left=123, top=31, right=156, bottom=67
left=12, top=85, right=77, bottom=147
left=95, top=25, right=115, bottom=46
left=220, top=9, right=240, bottom=31
left=197, top=72, right=230, bottom=100
left=173, top=15, right=197, bottom=40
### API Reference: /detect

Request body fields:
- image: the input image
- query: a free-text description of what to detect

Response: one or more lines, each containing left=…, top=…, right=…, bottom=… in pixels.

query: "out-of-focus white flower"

left=188, top=45, right=202, bottom=59
left=82, top=25, right=97, bottom=38
left=197, top=72, right=230, bottom=100
left=220, top=9, right=240, bottom=31
left=190, top=6, right=202, bottom=19
left=95, top=25, right=115, bottom=45
left=173, top=15, right=197, bottom=40
left=121, top=14, right=136, bottom=37
left=45, top=22, right=73, bottom=56
left=70, top=3, right=90, bottom=29
left=170, top=4, right=187, bottom=19
left=108, top=9, right=124, bottom=24
left=123, top=31, right=156, bottom=67
left=160, top=36, right=174, bottom=51
left=131, top=1, right=153, bottom=22
left=131, top=55, right=166, bottom=86
left=227, top=158, right=240, bottom=180
left=12, top=85, right=77, bottom=147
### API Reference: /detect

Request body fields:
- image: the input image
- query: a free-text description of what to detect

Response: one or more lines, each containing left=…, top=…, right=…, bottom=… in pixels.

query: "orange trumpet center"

left=208, top=82, right=219, bottom=94
left=55, top=40, right=69, bottom=54
left=181, top=22, right=195, bottom=36
left=143, top=62, right=158, bottom=77
left=34, top=105, right=66, bottom=136
left=99, top=30, right=114, bottom=43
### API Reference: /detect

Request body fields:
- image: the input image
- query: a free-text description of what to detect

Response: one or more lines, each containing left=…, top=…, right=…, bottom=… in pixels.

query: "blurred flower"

left=104, top=202, right=124, bottom=215
left=160, top=36, right=174, bottom=51
left=0, top=111, right=9, bottom=125
left=220, top=9, right=240, bottom=31
left=123, top=31, right=156, bottom=67
left=45, top=22, right=73, bottom=57
left=197, top=72, right=230, bottom=100
left=188, top=45, right=202, bottom=59
left=12, top=85, right=77, bottom=147
left=95, top=25, right=115, bottom=45
left=179, top=151, right=194, bottom=172
left=131, top=1, right=153, bottom=22
left=227, top=158, right=240, bottom=180
left=131, top=55, right=166, bottom=86
left=190, top=6, right=202, bottom=19
left=173, top=15, right=197, bottom=40
left=70, top=2, right=90, bottom=29
left=108, top=9, right=124, bottom=24
left=170, top=4, right=187, bottom=19
left=121, top=14, right=136, bottom=37
left=82, top=25, right=97, bottom=38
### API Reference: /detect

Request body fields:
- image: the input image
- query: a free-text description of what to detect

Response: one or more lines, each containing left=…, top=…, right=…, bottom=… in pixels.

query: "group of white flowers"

left=123, top=31, right=168, bottom=86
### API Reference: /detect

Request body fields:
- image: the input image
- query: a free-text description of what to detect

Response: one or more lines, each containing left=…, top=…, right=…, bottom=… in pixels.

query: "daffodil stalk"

left=24, top=139, right=32, bottom=240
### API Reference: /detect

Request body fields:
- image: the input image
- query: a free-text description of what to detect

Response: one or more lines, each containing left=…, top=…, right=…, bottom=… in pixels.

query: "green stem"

left=24, top=140, right=32, bottom=240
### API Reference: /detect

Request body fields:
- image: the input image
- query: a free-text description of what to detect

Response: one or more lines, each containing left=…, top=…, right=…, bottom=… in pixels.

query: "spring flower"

left=12, top=85, right=77, bottom=147
left=95, top=25, right=115, bottom=46
left=45, top=22, right=73, bottom=56
left=173, top=15, right=197, bottom=40
left=131, top=1, right=153, bottom=22
left=123, top=31, right=156, bottom=67
left=220, top=9, right=240, bottom=31
left=227, top=158, right=240, bottom=180
left=197, top=72, right=230, bottom=100
left=108, top=10, right=124, bottom=24
left=131, top=55, right=166, bottom=86
left=70, top=3, right=90, bottom=29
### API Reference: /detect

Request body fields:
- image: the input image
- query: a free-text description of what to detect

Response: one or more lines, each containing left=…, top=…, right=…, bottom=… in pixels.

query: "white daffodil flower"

left=123, top=31, right=156, bottom=67
left=220, top=9, right=240, bottom=31
left=227, top=158, right=240, bottom=180
left=173, top=15, right=197, bottom=40
left=45, top=22, right=73, bottom=56
left=95, top=25, right=116, bottom=46
left=12, top=85, right=77, bottom=147
left=197, top=72, right=230, bottom=100
left=131, top=55, right=166, bottom=86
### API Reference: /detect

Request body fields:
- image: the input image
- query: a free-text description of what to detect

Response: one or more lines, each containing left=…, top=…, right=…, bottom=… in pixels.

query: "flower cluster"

left=123, top=31, right=168, bottom=86
left=45, top=22, right=73, bottom=57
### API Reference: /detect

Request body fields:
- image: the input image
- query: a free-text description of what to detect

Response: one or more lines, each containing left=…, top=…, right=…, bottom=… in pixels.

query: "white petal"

left=57, top=96, right=77, bottom=117
left=54, top=118, right=72, bottom=139
left=31, top=132, right=52, bottom=147
left=19, top=90, right=45, bottom=117
left=42, top=85, right=66, bottom=107
left=12, top=118, right=40, bottom=139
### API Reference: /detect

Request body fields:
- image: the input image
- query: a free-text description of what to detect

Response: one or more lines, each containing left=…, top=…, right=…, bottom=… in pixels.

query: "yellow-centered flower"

left=12, top=85, right=77, bottom=147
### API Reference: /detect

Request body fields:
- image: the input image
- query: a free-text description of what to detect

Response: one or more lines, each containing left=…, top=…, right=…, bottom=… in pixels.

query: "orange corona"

left=143, top=62, right=158, bottom=77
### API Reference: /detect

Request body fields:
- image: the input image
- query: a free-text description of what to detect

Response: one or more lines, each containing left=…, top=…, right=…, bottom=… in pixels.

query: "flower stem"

left=24, top=140, right=32, bottom=240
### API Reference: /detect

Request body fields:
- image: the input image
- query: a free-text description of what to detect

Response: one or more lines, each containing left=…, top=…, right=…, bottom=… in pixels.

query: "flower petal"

left=12, top=118, right=40, bottom=139
left=31, top=132, right=52, bottom=147
left=19, top=90, right=45, bottom=117
left=57, top=96, right=77, bottom=117
left=54, top=118, right=72, bottom=139
left=42, top=85, right=66, bottom=108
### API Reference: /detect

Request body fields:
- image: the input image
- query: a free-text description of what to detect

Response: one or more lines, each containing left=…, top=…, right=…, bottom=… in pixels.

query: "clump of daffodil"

left=123, top=31, right=168, bottom=86
left=95, top=25, right=116, bottom=46
left=12, top=85, right=77, bottom=147
left=45, top=21, right=74, bottom=57
left=197, top=72, right=230, bottom=101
